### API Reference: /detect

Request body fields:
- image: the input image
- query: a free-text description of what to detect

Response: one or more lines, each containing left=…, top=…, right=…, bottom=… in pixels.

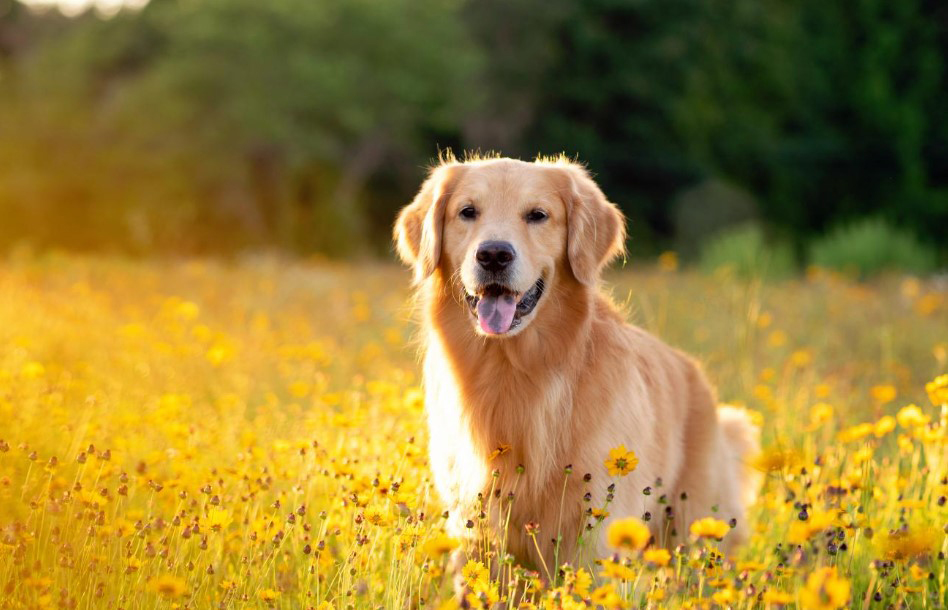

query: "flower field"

left=0, top=255, right=945, bottom=608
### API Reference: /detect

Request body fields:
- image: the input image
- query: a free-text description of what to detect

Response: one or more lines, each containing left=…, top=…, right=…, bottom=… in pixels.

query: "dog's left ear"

left=558, top=165, right=627, bottom=285
left=393, top=163, right=465, bottom=283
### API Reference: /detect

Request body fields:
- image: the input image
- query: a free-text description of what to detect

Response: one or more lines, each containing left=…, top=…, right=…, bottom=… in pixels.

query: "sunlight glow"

left=18, top=0, right=149, bottom=18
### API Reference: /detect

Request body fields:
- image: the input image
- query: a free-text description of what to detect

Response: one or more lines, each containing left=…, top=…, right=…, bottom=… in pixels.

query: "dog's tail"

left=717, top=405, right=762, bottom=508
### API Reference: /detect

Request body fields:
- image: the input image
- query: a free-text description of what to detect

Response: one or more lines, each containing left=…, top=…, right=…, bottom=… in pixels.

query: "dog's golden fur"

left=394, top=156, right=759, bottom=575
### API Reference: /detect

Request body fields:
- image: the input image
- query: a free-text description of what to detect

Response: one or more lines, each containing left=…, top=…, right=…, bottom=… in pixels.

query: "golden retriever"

left=393, top=155, right=760, bottom=581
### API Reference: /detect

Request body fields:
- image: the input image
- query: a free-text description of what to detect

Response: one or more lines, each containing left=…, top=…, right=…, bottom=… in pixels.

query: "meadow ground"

left=0, top=254, right=945, bottom=608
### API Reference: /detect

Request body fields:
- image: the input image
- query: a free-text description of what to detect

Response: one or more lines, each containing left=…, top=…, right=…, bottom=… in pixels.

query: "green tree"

left=0, top=0, right=480, bottom=254
left=524, top=0, right=946, bottom=252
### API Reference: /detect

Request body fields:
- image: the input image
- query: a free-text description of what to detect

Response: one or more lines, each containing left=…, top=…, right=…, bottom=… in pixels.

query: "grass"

left=0, top=254, right=946, bottom=608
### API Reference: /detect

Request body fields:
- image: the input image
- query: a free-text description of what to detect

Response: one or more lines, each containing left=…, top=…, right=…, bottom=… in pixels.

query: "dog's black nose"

left=476, top=240, right=516, bottom=273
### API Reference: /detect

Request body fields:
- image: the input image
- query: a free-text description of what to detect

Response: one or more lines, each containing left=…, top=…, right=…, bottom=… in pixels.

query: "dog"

left=393, top=155, right=760, bottom=581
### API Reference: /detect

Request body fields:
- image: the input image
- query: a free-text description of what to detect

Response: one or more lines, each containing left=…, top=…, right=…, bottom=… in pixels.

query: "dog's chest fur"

left=423, top=336, right=582, bottom=561
left=423, top=332, right=572, bottom=502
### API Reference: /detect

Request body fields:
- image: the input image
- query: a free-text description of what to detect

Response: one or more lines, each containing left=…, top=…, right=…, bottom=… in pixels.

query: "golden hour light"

left=0, top=0, right=945, bottom=607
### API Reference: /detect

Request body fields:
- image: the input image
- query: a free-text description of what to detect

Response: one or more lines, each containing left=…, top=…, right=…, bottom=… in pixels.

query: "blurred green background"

left=1, top=0, right=945, bottom=269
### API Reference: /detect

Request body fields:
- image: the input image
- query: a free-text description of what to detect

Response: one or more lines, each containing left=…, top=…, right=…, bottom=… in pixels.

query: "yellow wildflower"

left=362, top=506, right=389, bottom=526
left=768, top=330, right=787, bottom=347
left=754, top=383, right=773, bottom=401
left=915, top=293, right=943, bottom=316
left=752, top=448, right=803, bottom=473
left=568, top=568, right=593, bottom=596
left=762, top=590, right=793, bottom=604
left=918, top=424, right=945, bottom=444
left=590, top=508, right=609, bottom=521
left=466, top=579, right=499, bottom=608
left=925, top=374, right=948, bottom=405
left=870, top=384, right=897, bottom=404
left=171, top=299, right=200, bottom=321
left=590, top=583, right=626, bottom=608
left=898, top=434, right=915, bottom=454
left=853, top=445, right=873, bottom=465
left=788, top=511, right=836, bottom=544
left=837, top=422, right=874, bottom=443
left=799, top=567, right=849, bottom=609
left=879, top=527, right=939, bottom=560
left=599, top=559, right=636, bottom=580
left=712, top=587, right=736, bottom=604
left=643, top=548, right=671, bottom=566
left=206, top=508, right=233, bottom=532
left=487, top=443, right=511, bottom=460
left=809, top=402, right=834, bottom=428
left=604, top=445, right=638, bottom=477
left=690, top=517, right=730, bottom=541
left=873, top=415, right=896, bottom=437
left=896, top=404, right=930, bottom=429
left=462, top=560, right=489, bottom=588
left=606, top=517, right=650, bottom=551
left=288, top=380, right=310, bottom=398
left=422, top=533, right=459, bottom=559
left=146, top=574, right=188, bottom=599
left=20, top=361, right=45, bottom=379
left=790, top=349, right=812, bottom=367
left=205, top=342, right=235, bottom=366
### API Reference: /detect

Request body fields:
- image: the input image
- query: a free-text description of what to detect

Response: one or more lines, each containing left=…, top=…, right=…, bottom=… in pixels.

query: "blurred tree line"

left=0, top=0, right=945, bottom=258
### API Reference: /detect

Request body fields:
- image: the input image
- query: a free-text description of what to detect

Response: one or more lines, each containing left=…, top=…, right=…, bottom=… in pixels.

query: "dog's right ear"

left=393, top=163, right=464, bottom=283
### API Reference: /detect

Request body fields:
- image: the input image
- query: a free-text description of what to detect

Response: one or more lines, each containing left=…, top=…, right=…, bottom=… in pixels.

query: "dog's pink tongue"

left=476, top=293, right=517, bottom=334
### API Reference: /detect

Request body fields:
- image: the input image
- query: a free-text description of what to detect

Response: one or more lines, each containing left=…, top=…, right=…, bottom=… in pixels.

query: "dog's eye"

left=525, top=209, right=548, bottom=223
left=459, top=205, right=478, bottom=220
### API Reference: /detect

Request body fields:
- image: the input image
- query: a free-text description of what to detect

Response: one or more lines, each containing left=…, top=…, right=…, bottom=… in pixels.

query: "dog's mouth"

left=464, top=277, right=545, bottom=335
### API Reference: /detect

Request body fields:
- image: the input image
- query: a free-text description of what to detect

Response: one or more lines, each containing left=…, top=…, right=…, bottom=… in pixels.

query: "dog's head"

left=394, top=158, right=625, bottom=337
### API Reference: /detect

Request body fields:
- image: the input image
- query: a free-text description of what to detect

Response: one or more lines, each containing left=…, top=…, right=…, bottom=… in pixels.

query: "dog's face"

left=442, top=163, right=566, bottom=336
left=395, top=158, right=625, bottom=337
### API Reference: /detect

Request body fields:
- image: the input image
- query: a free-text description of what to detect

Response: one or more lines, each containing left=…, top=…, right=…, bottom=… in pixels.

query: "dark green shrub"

left=699, top=224, right=796, bottom=279
left=808, top=219, right=937, bottom=277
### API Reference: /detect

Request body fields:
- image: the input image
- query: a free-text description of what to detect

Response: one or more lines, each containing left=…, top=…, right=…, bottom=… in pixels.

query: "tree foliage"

left=0, top=0, right=944, bottom=257
left=1, top=0, right=479, bottom=253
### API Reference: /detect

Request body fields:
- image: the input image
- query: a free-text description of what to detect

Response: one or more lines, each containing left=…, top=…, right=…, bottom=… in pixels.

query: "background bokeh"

left=1, top=0, right=945, bottom=269
left=2, top=4, right=947, bottom=607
